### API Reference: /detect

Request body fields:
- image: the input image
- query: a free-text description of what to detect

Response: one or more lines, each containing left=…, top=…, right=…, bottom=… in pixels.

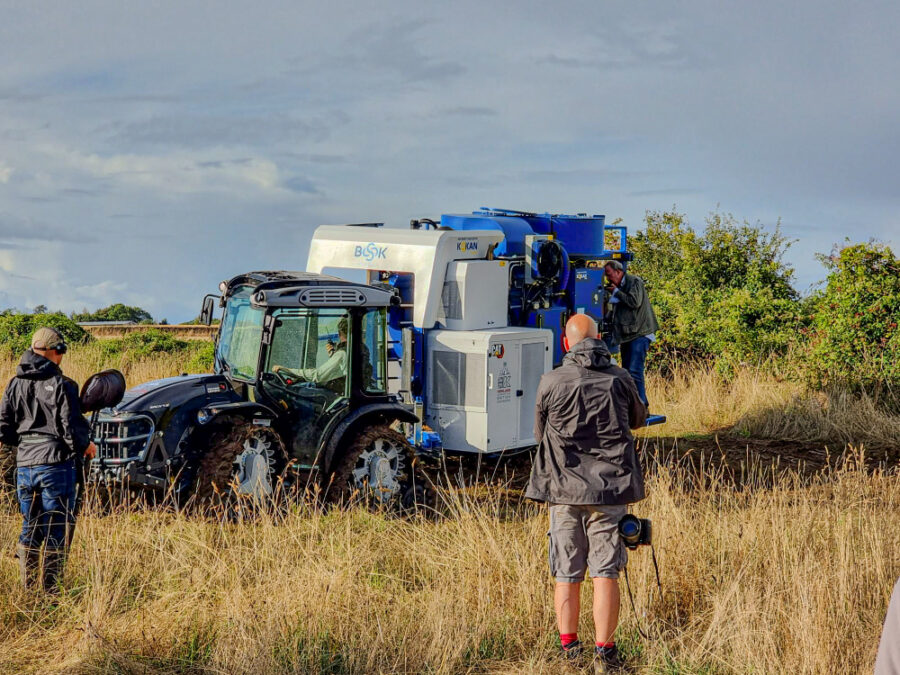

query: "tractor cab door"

left=259, top=308, right=350, bottom=468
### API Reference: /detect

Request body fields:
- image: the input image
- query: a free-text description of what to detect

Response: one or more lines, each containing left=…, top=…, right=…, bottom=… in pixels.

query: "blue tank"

left=440, top=208, right=614, bottom=257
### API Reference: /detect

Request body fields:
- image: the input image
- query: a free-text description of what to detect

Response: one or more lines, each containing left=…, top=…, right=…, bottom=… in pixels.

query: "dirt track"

left=436, top=434, right=894, bottom=495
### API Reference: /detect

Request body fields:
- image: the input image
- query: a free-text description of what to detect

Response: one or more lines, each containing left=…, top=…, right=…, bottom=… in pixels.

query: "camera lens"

left=618, top=514, right=642, bottom=547
left=621, top=519, right=639, bottom=537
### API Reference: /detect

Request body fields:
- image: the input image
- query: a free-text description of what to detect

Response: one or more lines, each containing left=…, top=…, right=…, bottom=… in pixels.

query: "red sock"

left=560, top=633, right=579, bottom=649
left=596, top=641, right=615, bottom=649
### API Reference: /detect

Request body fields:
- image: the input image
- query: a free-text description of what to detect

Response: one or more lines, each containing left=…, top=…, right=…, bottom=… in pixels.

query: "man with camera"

left=526, top=313, right=647, bottom=672
left=603, top=260, right=658, bottom=408
left=0, top=327, right=96, bottom=593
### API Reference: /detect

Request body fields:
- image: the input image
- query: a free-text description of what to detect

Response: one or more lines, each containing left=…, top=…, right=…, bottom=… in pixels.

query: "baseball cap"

left=31, top=327, right=66, bottom=351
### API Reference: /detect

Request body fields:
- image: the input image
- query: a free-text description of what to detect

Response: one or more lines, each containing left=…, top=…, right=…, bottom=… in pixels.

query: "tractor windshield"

left=216, top=285, right=264, bottom=381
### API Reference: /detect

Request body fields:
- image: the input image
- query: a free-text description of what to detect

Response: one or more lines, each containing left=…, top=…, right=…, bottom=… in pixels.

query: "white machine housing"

left=438, top=260, right=508, bottom=331
left=306, top=225, right=505, bottom=329
left=425, top=327, right=553, bottom=453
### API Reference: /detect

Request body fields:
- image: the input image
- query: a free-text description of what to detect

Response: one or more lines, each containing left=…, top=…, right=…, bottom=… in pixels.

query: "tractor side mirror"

left=199, top=295, right=216, bottom=326
left=80, top=369, right=127, bottom=413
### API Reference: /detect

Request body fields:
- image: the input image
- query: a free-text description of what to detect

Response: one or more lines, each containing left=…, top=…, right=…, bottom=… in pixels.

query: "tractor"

left=87, top=271, right=433, bottom=510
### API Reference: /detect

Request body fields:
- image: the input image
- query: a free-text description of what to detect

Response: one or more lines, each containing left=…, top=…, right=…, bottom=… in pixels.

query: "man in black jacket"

left=526, top=314, right=646, bottom=672
left=603, top=260, right=659, bottom=408
left=0, top=327, right=95, bottom=592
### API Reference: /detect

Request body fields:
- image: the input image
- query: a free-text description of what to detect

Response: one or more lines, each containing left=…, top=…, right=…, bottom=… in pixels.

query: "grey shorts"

left=548, top=503, right=628, bottom=582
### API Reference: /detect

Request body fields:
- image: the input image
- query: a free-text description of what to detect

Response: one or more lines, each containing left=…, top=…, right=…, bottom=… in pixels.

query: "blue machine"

left=438, top=207, right=632, bottom=365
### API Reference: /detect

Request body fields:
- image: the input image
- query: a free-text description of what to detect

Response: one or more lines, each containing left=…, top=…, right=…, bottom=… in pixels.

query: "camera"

left=618, top=514, right=652, bottom=550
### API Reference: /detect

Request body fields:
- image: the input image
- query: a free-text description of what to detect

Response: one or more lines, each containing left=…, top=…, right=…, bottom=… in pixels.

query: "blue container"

left=550, top=214, right=607, bottom=255
left=440, top=209, right=551, bottom=256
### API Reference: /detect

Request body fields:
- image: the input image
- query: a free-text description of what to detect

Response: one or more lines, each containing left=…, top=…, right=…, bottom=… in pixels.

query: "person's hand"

left=272, top=365, right=283, bottom=373
left=326, top=341, right=335, bottom=356
left=84, top=442, right=97, bottom=460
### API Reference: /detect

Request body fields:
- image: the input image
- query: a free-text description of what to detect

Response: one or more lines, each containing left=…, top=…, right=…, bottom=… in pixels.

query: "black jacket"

left=0, top=350, right=91, bottom=467
left=525, top=338, right=647, bottom=505
left=608, top=273, right=659, bottom=344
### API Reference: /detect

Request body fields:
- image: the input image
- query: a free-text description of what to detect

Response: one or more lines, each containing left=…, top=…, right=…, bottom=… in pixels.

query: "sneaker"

left=594, top=645, right=626, bottom=673
left=560, top=639, right=584, bottom=661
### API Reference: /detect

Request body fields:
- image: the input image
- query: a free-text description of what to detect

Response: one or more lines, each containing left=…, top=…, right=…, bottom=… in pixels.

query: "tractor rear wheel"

left=192, top=416, right=289, bottom=512
left=330, top=425, right=436, bottom=515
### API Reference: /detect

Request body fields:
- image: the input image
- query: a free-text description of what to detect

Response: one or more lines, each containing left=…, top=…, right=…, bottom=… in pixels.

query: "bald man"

left=526, top=313, right=647, bottom=672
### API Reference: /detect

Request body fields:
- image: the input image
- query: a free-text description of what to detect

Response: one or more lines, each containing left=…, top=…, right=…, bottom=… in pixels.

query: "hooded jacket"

left=525, top=338, right=647, bottom=505
left=608, top=273, right=659, bottom=345
left=0, top=349, right=91, bottom=467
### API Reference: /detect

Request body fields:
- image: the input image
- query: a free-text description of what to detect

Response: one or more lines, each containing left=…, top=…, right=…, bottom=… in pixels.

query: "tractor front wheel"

left=192, top=416, right=289, bottom=512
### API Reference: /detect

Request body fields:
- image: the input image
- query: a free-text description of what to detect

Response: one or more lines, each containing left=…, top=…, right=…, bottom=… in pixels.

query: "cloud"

left=535, top=21, right=706, bottom=71
left=104, top=111, right=348, bottom=150
left=0, top=246, right=136, bottom=313
left=433, top=106, right=497, bottom=118
left=54, top=148, right=302, bottom=195
left=628, top=188, right=704, bottom=197
left=323, top=18, right=466, bottom=84
left=0, top=212, right=95, bottom=243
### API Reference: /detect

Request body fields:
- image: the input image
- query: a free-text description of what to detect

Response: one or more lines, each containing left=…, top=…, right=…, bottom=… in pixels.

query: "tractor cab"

left=208, top=272, right=398, bottom=470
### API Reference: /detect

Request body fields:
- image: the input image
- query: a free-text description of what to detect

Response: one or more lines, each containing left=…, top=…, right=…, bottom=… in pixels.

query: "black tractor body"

left=88, top=271, right=431, bottom=510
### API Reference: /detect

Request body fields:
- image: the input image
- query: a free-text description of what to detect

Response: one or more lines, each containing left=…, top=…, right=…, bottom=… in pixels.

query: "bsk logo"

left=457, top=239, right=478, bottom=252
left=354, top=243, right=388, bottom=262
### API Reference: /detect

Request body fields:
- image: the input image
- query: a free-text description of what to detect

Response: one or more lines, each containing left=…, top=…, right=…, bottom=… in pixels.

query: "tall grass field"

left=1, top=347, right=898, bottom=674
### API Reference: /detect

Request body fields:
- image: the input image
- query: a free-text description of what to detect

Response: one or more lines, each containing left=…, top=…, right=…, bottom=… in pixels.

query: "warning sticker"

left=497, top=364, right=512, bottom=403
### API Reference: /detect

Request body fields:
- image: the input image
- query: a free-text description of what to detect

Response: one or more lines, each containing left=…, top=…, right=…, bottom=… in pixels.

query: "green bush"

left=0, top=312, right=90, bottom=355
left=629, top=210, right=803, bottom=370
left=185, top=341, right=215, bottom=372
left=72, top=303, right=153, bottom=324
left=94, top=330, right=215, bottom=373
left=803, top=242, right=900, bottom=402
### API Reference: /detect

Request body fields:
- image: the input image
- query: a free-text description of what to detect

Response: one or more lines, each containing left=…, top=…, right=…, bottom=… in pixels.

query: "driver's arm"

left=301, top=349, right=347, bottom=384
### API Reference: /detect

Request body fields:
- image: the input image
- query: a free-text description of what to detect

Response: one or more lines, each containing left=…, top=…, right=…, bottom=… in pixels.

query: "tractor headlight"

left=197, top=409, right=213, bottom=425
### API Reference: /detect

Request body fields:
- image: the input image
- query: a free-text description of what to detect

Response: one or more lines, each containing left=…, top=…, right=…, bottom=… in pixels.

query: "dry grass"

left=0, top=342, right=200, bottom=393
left=0, top=349, right=898, bottom=673
left=0, top=454, right=896, bottom=674
left=641, top=363, right=900, bottom=452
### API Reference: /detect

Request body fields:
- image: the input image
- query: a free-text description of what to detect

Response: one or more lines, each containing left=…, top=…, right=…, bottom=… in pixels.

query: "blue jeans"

left=16, top=460, right=76, bottom=551
left=619, top=336, right=650, bottom=407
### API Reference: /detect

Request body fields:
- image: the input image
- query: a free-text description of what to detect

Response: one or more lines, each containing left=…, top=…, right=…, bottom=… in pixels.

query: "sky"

left=1, top=0, right=898, bottom=322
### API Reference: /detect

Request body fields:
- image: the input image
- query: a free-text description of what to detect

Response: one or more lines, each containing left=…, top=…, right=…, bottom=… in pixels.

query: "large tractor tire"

left=192, top=416, right=289, bottom=510
left=330, top=425, right=436, bottom=515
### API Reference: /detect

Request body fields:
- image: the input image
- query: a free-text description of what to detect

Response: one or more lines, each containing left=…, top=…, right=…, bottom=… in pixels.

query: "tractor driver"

left=272, top=317, right=349, bottom=391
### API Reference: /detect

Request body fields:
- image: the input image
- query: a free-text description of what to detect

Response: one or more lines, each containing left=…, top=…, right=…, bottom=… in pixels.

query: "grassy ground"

left=0, top=348, right=898, bottom=674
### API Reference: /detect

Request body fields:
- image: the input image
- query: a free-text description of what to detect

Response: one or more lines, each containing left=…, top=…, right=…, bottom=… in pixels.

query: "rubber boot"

left=41, top=547, right=67, bottom=594
left=16, top=544, right=41, bottom=591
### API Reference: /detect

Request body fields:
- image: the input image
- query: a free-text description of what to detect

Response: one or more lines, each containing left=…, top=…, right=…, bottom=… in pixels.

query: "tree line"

left=630, top=209, right=899, bottom=407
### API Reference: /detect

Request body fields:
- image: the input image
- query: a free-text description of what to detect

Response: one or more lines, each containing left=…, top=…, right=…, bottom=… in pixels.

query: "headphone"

left=40, top=338, right=67, bottom=355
